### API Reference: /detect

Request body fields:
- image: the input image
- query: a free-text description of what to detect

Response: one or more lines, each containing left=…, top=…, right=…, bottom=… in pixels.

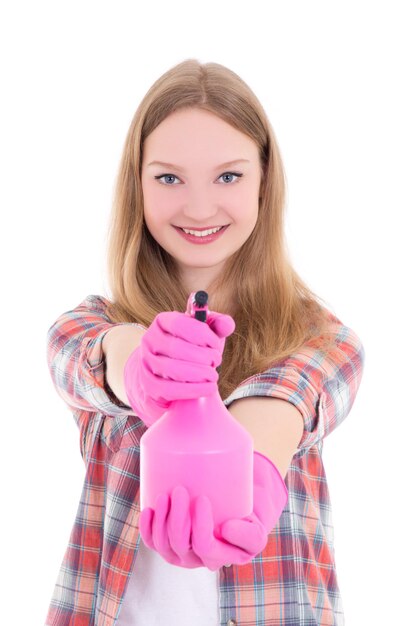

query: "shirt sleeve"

left=46, top=294, right=147, bottom=418
left=223, top=308, right=365, bottom=456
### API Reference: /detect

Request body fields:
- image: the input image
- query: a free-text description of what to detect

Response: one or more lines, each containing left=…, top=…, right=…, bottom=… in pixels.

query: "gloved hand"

left=139, top=450, right=288, bottom=570
left=123, top=310, right=235, bottom=427
left=139, top=486, right=206, bottom=568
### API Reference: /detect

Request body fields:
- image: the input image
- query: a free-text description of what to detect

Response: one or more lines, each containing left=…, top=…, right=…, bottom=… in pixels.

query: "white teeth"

left=181, top=226, right=223, bottom=237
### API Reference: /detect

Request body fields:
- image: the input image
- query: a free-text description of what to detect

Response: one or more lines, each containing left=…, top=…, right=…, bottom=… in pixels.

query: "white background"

left=1, top=1, right=415, bottom=624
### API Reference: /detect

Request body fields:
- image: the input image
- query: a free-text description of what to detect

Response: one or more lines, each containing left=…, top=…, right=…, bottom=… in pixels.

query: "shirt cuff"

left=78, top=323, right=144, bottom=417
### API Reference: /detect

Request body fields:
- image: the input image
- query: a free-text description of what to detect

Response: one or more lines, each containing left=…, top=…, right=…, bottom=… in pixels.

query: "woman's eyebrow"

left=147, top=159, right=250, bottom=172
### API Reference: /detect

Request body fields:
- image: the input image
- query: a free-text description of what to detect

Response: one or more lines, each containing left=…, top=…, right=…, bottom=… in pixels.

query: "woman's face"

left=141, top=107, right=263, bottom=293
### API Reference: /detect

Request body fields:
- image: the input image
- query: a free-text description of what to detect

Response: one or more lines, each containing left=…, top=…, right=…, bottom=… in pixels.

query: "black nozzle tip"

left=194, top=291, right=208, bottom=306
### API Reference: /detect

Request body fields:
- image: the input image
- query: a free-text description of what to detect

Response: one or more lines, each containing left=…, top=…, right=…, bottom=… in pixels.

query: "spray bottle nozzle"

left=187, top=290, right=209, bottom=323
left=194, top=290, right=208, bottom=307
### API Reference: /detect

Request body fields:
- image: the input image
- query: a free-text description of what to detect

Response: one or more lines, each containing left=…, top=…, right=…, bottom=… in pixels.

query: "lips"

left=174, top=225, right=228, bottom=231
left=173, top=224, right=229, bottom=243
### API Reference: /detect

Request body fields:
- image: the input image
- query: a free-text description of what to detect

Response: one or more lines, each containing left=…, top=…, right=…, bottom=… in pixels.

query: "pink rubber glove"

left=123, top=310, right=235, bottom=428
left=139, top=486, right=206, bottom=568
left=139, top=450, right=288, bottom=570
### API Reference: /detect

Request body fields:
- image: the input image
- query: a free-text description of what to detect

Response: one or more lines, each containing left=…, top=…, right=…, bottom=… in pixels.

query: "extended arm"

left=102, top=324, right=146, bottom=406
left=227, top=396, right=304, bottom=479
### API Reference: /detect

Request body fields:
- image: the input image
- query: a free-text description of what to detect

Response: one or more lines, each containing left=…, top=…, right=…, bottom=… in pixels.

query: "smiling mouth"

left=173, top=224, right=230, bottom=239
left=174, top=225, right=229, bottom=231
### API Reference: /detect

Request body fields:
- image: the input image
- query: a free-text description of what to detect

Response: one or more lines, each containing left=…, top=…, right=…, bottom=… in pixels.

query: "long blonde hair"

left=105, top=58, right=339, bottom=400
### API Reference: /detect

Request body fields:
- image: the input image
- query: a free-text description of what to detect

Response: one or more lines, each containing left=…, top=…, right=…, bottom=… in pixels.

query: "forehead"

left=142, top=108, right=260, bottom=163
left=147, top=159, right=251, bottom=173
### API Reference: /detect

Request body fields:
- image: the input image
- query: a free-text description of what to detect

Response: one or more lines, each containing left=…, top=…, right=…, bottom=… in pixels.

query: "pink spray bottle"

left=139, top=291, right=254, bottom=539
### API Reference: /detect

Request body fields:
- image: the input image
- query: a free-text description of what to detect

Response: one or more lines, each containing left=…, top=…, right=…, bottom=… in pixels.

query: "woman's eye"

left=154, top=171, right=243, bottom=185
left=219, top=172, right=242, bottom=184
left=155, top=174, right=180, bottom=185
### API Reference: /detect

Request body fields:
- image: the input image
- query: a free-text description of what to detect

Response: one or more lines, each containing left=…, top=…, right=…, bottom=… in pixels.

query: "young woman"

left=45, top=59, right=365, bottom=626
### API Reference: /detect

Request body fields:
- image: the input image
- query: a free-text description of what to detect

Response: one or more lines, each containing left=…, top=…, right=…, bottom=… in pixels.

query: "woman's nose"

left=181, top=197, right=220, bottom=222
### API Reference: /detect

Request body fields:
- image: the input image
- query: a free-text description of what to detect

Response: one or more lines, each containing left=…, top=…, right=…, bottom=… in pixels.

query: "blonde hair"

left=105, top=58, right=339, bottom=400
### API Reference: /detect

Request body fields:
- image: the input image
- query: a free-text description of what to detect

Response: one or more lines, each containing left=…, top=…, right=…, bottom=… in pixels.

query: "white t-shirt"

left=116, top=537, right=220, bottom=625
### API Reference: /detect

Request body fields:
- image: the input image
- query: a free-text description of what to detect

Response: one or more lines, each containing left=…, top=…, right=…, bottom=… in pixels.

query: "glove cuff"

left=123, top=348, right=169, bottom=427
left=123, top=347, right=141, bottom=412
left=253, top=450, right=289, bottom=529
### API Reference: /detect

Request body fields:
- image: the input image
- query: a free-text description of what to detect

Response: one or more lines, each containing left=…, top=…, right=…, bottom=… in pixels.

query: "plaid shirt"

left=44, top=294, right=365, bottom=626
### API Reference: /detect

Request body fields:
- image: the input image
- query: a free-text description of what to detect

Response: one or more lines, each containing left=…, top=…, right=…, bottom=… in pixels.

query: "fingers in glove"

left=139, top=507, right=156, bottom=550
left=139, top=493, right=207, bottom=570
left=156, top=312, right=224, bottom=351
left=142, top=346, right=220, bottom=382
left=220, top=517, right=268, bottom=555
left=191, top=495, right=254, bottom=570
left=206, top=312, right=236, bottom=339
left=152, top=493, right=176, bottom=558
left=140, top=359, right=219, bottom=402
left=143, top=326, right=222, bottom=369
left=167, top=486, right=193, bottom=559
